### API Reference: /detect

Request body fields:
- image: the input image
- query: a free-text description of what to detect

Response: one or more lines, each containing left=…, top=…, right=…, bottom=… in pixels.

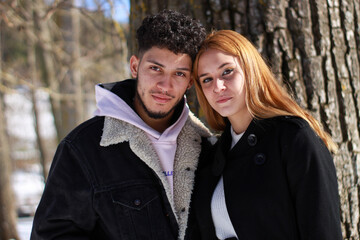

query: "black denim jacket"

left=31, top=81, right=212, bottom=240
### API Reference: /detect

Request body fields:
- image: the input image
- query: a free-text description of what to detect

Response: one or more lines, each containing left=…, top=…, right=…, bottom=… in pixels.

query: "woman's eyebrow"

left=198, top=62, right=232, bottom=78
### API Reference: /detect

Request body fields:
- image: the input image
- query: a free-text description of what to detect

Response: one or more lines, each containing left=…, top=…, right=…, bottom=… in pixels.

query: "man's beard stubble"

left=134, top=79, right=186, bottom=120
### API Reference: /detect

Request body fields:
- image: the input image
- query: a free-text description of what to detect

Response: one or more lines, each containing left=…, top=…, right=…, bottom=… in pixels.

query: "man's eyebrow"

left=177, top=67, right=191, bottom=72
left=198, top=62, right=231, bottom=78
left=147, top=59, right=165, bottom=67
left=147, top=59, right=191, bottom=71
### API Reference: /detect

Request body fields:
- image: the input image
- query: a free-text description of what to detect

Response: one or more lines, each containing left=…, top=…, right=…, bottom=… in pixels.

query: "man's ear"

left=188, top=77, right=194, bottom=89
left=130, top=55, right=139, bottom=78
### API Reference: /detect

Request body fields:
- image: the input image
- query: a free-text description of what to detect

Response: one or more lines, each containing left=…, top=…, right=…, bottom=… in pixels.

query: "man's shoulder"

left=64, top=116, right=105, bottom=144
left=185, top=111, right=212, bottom=138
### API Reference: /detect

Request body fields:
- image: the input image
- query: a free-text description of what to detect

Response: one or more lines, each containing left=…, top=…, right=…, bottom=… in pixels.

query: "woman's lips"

left=216, top=96, right=232, bottom=103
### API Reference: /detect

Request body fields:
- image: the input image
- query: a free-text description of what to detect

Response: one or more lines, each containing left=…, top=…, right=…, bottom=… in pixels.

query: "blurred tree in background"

left=0, top=0, right=129, bottom=238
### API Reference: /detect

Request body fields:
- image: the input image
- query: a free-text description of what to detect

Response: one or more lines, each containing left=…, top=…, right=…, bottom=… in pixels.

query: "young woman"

left=188, top=30, right=342, bottom=240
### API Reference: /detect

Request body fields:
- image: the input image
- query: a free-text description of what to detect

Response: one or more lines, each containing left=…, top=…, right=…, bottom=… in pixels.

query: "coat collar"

left=213, top=118, right=273, bottom=176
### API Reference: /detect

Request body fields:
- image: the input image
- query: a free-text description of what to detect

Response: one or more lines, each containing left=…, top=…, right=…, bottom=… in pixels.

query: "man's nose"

left=157, top=75, right=173, bottom=92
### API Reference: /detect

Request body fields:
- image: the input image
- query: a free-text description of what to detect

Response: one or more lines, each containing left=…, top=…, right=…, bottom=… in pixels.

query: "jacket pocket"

left=109, top=182, right=175, bottom=240
left=111, top=183, right=158, bottom=210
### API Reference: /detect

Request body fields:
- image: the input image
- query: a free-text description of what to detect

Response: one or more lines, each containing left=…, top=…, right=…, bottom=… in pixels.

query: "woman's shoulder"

left=263, top=116, right=327, bottom=150
left=257, top=116, right=311, bottom=134
left=255, top=116, right=320, bottom=145
left=262, top=115, right=308, bottom=127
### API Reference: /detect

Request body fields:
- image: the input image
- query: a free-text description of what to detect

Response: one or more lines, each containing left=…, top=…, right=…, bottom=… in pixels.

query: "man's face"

left=130, top=47, right=193, bottom=120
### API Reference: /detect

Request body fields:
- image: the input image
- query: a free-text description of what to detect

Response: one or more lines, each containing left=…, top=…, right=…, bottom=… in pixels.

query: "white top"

left=230, top=127, right=244, bottom=149
left=211, top=127, right=244, bottom=240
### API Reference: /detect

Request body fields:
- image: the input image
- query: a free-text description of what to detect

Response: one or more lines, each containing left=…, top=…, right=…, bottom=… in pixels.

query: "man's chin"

left=146, top=109, right=172, bottom=119
left=135, top=90, right=180, bottom=120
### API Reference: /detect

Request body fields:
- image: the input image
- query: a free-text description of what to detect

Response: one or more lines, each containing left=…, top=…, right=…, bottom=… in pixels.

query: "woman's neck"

left=228, top=110, right=253, bottom=134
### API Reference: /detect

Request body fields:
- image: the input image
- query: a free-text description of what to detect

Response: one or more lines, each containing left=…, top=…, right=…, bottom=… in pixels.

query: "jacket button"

left=134, top=199, right=141, bottom=206
left=247, top=134, right=257, bottom=146
left=181, top=208, right=186, bottom=212
left=254, top=153, right=266, bottom=165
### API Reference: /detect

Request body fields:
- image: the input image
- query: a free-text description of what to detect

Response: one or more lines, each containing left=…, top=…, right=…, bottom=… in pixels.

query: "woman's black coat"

left=188, top=116, right=342, bottom=240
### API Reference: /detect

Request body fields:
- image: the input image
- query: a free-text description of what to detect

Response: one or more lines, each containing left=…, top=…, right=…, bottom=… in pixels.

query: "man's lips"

left=152, top=93, right=173, bottom=103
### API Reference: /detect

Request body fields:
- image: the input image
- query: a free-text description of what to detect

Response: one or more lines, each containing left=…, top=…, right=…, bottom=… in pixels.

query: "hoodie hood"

left=94, top=80, right=189, bottom=140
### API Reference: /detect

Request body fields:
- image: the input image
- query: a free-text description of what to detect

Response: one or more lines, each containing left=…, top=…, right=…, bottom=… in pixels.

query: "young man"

left=31, top=10, right=210, bottom=240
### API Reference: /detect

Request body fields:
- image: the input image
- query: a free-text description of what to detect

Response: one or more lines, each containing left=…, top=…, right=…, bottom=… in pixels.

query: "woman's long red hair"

left=193, top=30, right=337, bottom=152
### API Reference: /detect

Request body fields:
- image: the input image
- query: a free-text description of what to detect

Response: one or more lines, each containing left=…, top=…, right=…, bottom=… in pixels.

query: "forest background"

left=0, top=0, right=359, bottom=239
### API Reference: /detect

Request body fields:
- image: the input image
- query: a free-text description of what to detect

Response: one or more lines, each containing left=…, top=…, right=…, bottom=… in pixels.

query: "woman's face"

left=197, top=48, right=249, bottom=122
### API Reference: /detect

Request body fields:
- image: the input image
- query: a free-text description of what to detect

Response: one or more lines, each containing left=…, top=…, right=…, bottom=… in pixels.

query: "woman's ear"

left=129, top=55, right=139, bottom=78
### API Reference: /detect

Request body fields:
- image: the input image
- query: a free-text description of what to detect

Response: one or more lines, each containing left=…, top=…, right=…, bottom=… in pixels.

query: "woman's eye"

left=223, top=69, right=234, bottom=76
left=201, top=77, right=212, bottom=84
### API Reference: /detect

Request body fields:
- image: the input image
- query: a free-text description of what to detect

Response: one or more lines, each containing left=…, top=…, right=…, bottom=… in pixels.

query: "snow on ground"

left=5, top=87, right=56, bottom=141
left=12, top=169, right=44, bottom=239
left=17, top=217, right=33, bottom=240
left=12, top=169, right=44, bottom=217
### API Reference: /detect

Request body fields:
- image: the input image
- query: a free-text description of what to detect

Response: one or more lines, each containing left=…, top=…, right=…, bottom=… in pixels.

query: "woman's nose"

left=213, top=79, right=226, bottom=93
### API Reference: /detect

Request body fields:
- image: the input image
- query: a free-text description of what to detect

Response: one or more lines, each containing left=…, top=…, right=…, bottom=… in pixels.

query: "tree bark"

left=131, top=0, right=360, bottom=238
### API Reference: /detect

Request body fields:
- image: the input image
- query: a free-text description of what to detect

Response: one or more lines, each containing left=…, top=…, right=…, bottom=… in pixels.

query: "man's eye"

left=223, top=69, right=234, bottom=75
left=151, top=66, right=160, bottom=71
left=175, top=72, right=186, bottom=77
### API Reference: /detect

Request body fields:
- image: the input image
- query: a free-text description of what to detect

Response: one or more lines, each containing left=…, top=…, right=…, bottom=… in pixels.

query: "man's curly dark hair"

left=136, top=9, right=206, bottom=61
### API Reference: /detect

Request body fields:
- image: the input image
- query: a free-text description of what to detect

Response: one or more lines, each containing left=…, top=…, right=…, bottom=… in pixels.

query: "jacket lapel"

left=100, top=116, right=175, bottom=211
left=173, top=112, right=211, bottom=240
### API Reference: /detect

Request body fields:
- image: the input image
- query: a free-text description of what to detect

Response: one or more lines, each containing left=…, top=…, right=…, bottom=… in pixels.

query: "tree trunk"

left=58, top=1, right=81, bottom=134
left=71, top=6, right=84, bottom=125
left=32, top=0, right=63, bottom=142
left=0, top=19, right=19, bottom=240
left=131, top=0, right=360, bottom=238
left=26, top=0, right=49, bottom=180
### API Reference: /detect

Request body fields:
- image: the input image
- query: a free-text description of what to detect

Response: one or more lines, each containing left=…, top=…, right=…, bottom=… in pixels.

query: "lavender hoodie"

left=94, top=83, right=189, bottom=194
